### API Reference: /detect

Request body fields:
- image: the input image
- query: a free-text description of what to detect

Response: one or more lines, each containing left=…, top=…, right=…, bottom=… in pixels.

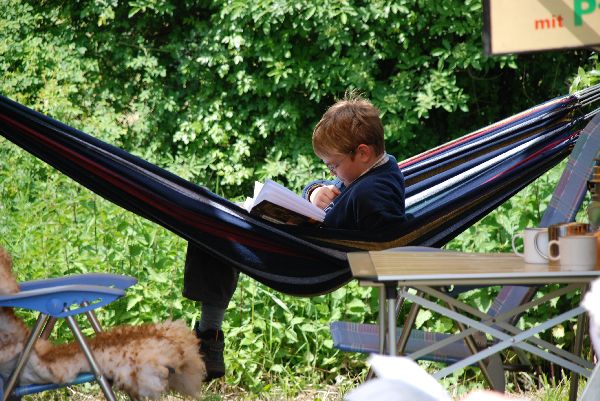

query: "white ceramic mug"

left=547, top=235, right=598, bottom=270
left=511, top=227, right=549, bottom=264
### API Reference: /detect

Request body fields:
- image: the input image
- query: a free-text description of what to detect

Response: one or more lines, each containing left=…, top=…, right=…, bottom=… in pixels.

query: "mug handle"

left=534, top=231, right=548, bottom=259
left=548, top=240, right=560, bottom=261
left=511, top=233, right=524, bottom=257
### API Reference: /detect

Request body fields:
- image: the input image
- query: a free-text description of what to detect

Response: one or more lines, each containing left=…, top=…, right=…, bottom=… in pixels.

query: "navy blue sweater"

left=302, top=155, right=406, bottom=231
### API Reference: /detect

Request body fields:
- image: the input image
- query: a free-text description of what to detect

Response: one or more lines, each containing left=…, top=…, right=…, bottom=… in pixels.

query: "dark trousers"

left=182, top=243, right=240, bottom=309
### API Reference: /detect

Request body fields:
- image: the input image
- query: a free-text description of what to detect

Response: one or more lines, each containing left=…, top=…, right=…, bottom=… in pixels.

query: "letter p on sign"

left=575, top=0, right=596, bottom=26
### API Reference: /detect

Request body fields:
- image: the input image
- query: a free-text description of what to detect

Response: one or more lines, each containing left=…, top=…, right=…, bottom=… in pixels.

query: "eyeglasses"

left=324, top=149, right=355, bottom=174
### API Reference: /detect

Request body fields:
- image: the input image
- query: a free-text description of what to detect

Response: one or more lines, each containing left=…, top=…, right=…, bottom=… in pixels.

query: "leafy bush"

left=1, top=0, right=593, bottom=197
left=571, top=53, right=600, bottom=92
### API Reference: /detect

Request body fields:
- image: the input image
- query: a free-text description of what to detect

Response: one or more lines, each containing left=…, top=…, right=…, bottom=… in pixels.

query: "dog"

left=0, top=247, right=206, bottom=399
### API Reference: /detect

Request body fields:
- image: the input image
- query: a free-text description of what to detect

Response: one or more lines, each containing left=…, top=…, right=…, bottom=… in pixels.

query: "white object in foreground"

left=582, top=277, right=600, bottom=354
left=344, top=354, right=452, bottom=401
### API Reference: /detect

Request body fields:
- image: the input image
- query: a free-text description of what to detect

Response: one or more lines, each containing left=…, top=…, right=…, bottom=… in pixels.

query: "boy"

left=303, top=92, right=406, bottom=230
left=184, top=93, right=407, bottom=381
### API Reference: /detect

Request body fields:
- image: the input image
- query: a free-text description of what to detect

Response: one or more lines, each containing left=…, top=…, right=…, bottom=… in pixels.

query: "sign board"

left=483, top=0, right=600, bottom=55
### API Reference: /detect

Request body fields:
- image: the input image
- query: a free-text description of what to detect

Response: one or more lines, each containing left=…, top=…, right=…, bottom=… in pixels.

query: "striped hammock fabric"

left=1, top=86, right=599, bottom=296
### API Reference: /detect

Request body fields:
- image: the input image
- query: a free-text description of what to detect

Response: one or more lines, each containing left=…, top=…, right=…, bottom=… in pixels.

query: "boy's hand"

left=309, top=185, right=340, bottom=210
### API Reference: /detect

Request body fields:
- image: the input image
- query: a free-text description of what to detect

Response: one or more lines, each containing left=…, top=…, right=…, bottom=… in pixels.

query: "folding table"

left=347, top=251, right=599, bottom=381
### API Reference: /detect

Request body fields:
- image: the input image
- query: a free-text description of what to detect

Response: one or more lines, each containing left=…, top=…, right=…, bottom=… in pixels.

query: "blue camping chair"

left=0, top=273, right=137, bottom=401
left=331, top=110, right=600, bottom=395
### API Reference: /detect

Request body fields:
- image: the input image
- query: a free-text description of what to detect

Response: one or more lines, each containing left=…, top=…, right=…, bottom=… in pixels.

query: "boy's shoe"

left=195, top=327, right=225, bottom=381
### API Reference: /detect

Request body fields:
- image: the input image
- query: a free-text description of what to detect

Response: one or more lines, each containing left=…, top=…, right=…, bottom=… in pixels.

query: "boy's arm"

left=301, top=179, right=339, bottom=200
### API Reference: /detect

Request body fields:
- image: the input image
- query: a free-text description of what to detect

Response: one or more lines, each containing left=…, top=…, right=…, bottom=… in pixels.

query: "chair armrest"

left=0, top=285, right=125, bottom=317
left=19, top=273, right=137, bottom=292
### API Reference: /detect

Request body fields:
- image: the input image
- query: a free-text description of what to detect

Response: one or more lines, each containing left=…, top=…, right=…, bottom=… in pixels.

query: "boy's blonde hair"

left=312, top=91, right=385, bottom=157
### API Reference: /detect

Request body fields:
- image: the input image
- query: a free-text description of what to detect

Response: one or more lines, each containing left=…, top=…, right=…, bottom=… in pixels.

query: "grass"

left=21, top=386, right=578, bottom=401
left=21, top=371, right=589, bottom=401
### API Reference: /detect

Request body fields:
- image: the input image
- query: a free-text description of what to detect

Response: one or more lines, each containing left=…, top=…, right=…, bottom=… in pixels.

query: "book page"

left=242, top=197, right=254, bottom=211
left=253, top=181, right=264, bottom=199
left=241, top=182, right=263, bottom=212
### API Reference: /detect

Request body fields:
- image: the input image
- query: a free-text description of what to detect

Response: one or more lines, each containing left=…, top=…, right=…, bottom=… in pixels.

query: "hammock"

left=1, top=86, right=599, bottom=296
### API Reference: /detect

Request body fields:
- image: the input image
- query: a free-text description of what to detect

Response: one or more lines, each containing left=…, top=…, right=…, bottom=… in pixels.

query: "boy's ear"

left=356, top=143, right=374, bottom=161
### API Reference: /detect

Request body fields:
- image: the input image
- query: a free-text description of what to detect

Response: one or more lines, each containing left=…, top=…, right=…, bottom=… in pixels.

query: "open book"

left=242, top=179, right=326, bottom=225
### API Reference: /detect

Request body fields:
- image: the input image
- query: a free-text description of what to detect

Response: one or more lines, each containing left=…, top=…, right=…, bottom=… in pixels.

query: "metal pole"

left=65, top=315, right=117, bottom=401
left=580, top=364, right=600, bottom=401
left=385, top=283, right=398, bottom=356
left=367, top=285, right=388, bottom=380
left=81, top=302, right=103, bottom=334
left=39, top=317, right=57, bottom=340
left=395, top=286, right=407, bottom=315
left=3, top=314, right=48, bottom=401
left=446, top=302, right=504, bottom=392
left=397, top=290, right=422, bottom=355
left=378, top=285, right=386, bottom=354
left=416, top=284, right=592, bottom=368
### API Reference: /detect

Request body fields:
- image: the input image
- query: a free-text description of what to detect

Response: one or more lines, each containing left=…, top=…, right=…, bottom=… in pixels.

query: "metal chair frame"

left=0, top=273, right=136, bottom=401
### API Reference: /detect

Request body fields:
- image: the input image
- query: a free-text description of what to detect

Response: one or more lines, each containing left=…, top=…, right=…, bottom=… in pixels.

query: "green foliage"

left=571, top=53, right=600, bottom=92
left=1, top=0, right=594, bottom=197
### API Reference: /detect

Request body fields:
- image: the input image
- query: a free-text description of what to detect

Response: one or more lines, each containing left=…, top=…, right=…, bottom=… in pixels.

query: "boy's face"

left=320, top=145, right=376, bottom=186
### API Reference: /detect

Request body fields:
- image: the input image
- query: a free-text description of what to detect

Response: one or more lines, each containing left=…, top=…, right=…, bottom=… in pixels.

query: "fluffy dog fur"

left=0, top=247, right=206, bottom=399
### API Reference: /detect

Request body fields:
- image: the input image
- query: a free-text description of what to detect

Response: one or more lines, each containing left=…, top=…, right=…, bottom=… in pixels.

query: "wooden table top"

left=347, top=251, right=600, bottom=286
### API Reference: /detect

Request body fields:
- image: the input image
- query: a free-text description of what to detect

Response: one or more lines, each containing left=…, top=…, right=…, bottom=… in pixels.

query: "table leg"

left=580, top=364, right=600, bottom=401
left=446, top=302, right=505, bottom=392
left=416, top=284, right=593, bottom=370
left=367, top=287, right=389, bottom=380
left=395, top=288, right=591, bottom=377
left=379, top=286, right=386, bottom=354
left=385, top=283, right=398, bottom=356
left=397, top=292, right=422, bottom=356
